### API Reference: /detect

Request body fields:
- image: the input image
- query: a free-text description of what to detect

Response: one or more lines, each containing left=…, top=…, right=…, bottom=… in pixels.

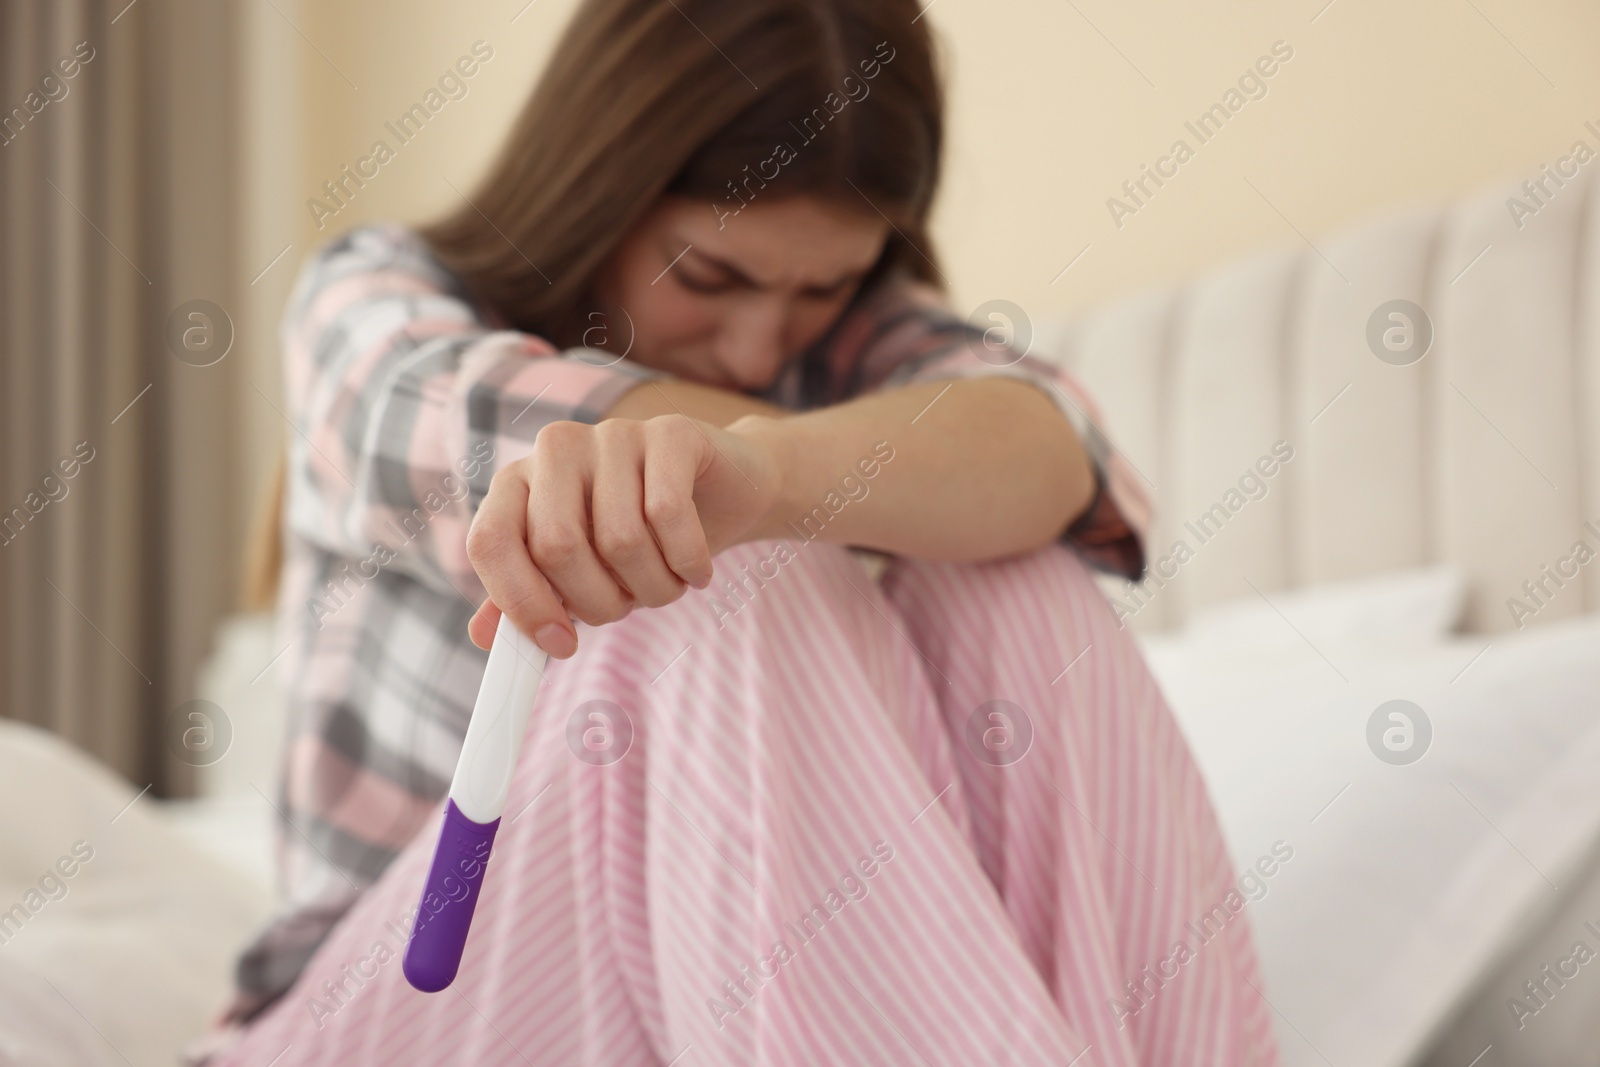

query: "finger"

left=526, top=423, right=634, bottom=626
left=643, top=416, right=714, bottom=589
left=468, top=598, right=501, bottom=650
left=592, top=422, right=686, bottom=608
left=465, top=466, right=577, bottom=658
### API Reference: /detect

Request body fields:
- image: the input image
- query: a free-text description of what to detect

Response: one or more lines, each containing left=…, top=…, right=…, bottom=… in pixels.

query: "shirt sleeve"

left=279, top=224, right=663, bottom=601
left=815, top=275, right=1150, bottom=581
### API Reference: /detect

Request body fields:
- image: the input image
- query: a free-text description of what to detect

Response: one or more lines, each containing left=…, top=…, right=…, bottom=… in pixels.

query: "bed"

left=1141, top=570, right=1600, bottom=1064
left=1036, top=154, right=1600, bottom=1063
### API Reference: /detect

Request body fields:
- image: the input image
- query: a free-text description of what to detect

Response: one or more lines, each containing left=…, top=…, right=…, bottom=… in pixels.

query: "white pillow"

left=1178, top=564, right=1467, bottom=649
left=1141, top=608, right=1600, bottom=1066
left=0, top=721, right=275, bottom=1067
left=0, top=958, right=123, bottom=1067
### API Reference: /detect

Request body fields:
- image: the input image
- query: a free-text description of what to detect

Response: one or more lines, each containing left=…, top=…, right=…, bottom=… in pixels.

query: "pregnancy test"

left=403, top=612, right=549, bottom=992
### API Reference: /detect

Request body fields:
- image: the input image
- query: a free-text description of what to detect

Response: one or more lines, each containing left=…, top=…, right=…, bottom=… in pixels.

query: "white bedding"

left=1141, top=599, right=1600, bottom=1066
left=0, top=721, right=276, bottom=1067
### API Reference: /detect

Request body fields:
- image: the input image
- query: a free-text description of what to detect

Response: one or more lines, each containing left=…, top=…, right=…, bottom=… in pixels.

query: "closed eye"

left=672, top=265, right=743, bottom=295
left=671, top=248, right=863, bottom=300
left=800, top=277, right=860, bottom=300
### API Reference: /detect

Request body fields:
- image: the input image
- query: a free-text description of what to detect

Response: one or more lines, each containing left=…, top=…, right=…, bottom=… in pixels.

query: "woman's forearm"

left=605, top=375, right=1094, bottom=562
left=734, top=378, right=1095, bottom=562
left=607, top=377, right=788, bottom=426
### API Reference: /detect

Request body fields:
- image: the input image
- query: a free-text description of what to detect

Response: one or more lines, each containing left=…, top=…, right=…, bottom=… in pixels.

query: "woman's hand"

left=465, top=413, right=782, bottom=657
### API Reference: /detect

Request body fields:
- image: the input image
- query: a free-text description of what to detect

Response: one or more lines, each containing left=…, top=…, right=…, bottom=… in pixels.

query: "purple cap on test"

left=402, top=799, right=501, bottom=992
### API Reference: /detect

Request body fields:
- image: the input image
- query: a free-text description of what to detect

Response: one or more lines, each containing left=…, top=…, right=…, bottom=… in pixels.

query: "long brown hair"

left=245, top=0, right=945, bottom=607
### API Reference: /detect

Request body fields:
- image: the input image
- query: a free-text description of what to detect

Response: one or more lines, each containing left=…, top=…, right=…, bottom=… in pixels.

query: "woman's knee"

left=549, top=538, right=909, bottom=724
left=884, top=542, right=1120, bottom=652
left=565, top=537, right=939, bottom=762
left=688, top=538, right=880, bottom=638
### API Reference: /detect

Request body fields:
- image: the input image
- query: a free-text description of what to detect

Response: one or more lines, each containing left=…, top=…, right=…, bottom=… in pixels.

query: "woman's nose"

left=717, top=299, right=789, bottom=389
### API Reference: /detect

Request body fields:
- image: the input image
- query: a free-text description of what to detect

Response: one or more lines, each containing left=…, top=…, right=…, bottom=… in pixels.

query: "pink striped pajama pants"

left=216, top=541, right=1280, bottom=1066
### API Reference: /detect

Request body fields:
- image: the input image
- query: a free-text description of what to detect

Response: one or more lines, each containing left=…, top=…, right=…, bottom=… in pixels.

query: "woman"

left=208, top=0, right=1279, bottom=1063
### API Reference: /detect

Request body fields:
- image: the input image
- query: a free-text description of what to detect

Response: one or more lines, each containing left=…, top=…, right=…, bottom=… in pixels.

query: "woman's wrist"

left=725, top=413, right=810, bottom=542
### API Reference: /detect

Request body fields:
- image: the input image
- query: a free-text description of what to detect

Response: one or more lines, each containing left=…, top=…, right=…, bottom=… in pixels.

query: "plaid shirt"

left=232, top=223, right=1149, bottom=1017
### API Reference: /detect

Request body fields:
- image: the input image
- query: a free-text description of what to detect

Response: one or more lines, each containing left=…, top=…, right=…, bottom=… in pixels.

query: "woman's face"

left=590, top=194, right=890, bottom=391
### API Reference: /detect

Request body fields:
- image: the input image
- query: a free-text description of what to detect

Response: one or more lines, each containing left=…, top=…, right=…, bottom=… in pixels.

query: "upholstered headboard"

left=1043, top=165, right=1600, bottom=635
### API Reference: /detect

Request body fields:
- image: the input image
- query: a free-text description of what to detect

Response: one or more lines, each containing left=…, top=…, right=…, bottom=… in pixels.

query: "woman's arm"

left=277, top=225, right=668, bottom=598
left=608, top=375, right=1095, bottom=559
left=606, top=377, right=789, bottom=425
left=465, top=375, right=1094, bottom=655
left=732, top=376, right=1094, bottom=561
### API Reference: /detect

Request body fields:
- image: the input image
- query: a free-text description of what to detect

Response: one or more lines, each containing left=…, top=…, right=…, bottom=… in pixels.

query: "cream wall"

left=276, top=0, right=1600, bottom=311
left=237, top=0, right=1600, bottom=501
left=931, top=0, right=1598, bottom=317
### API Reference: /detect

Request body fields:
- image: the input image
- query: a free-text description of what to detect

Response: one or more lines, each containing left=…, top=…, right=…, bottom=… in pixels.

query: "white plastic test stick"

left=402, top=612, right=549, bottom=991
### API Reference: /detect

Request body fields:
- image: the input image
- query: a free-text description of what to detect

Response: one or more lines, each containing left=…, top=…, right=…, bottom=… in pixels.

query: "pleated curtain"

left=0, top=0, right=244, bottom=794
